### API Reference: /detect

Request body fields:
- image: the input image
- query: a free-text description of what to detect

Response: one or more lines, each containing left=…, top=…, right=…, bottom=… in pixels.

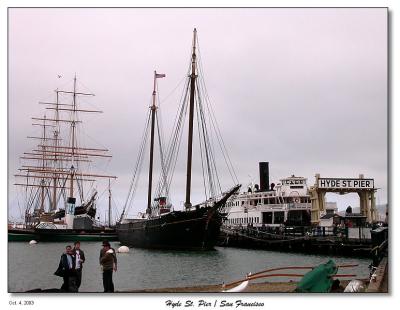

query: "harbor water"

left=8, top=241, right=371, bottom=292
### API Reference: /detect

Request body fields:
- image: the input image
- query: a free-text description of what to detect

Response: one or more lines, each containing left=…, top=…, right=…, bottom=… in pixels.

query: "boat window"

left=273, top=211, right=285, bottom=224
left=262, top=212, right=273, bottom=224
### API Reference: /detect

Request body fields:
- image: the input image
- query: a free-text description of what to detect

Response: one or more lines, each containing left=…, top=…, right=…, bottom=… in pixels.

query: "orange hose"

left=224, top=264, right=359, bottom=288
left=250, top=264, right=358, bottom=277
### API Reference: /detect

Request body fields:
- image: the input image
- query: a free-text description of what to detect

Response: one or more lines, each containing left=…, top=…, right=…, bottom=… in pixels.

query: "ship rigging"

left=13, top=76, right=117, bottom=233
left=117, top=29, right=240, bottom=250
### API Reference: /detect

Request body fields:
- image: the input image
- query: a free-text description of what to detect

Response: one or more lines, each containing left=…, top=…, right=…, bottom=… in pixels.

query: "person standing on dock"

left=55, top=245, right=77, bottom=292
left=100, top=241, right=116, bottom=292
left=99, top=240, right=117, bottom=270
left=73, top=241, right=85, bottom=291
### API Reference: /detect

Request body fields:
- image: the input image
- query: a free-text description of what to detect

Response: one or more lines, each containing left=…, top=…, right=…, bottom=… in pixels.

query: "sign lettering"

left=283, top=179, right=304, bottom=185
left=318, top=178, right=374, bottom=189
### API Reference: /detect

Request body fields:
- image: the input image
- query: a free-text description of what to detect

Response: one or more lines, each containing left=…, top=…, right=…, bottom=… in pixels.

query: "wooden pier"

left=217, top=226, right=386, bottom=258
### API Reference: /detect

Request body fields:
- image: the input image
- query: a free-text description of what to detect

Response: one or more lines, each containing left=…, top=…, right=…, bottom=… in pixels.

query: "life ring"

left=294, top=198, right=300, bottom=203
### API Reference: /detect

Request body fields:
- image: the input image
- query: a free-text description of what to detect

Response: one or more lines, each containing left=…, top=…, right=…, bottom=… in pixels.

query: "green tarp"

left=295, top=260, right=338, bottom=293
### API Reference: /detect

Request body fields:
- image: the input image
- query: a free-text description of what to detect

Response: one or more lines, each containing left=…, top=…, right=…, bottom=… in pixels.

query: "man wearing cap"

left=99, top=241, right=117, bottom=292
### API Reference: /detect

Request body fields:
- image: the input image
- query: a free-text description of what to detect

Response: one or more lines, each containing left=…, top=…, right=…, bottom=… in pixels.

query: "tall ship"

left=116, top=29, right=241, bottom=250
left=224, top=162, right=312, bottom=228
left=9, top=76, right=118, bottom=242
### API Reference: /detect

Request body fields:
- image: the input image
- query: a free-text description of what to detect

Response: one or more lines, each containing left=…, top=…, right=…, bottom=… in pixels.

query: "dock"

left=366, top=257, right=388, bottom=293
left=217, top=226, right=386, bottom=258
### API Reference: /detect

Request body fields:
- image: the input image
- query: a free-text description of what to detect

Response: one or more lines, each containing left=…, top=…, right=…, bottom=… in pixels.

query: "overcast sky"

left=8, top=8, right=387, bottom=222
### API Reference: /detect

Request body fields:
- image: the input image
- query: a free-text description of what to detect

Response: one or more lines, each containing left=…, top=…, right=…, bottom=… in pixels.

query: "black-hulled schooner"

left=116, top=29, right=240, bottom=250
left=9, top=76, right=118, bottom=242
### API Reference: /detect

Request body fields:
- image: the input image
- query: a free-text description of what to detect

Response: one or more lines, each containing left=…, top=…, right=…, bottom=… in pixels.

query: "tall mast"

left=184, top=28, right=197, bottom=210
left=40, top=115, right=47, bottom=212
left=146, top=71, right=158, bottom=215
left=108, top=178, right=112, bottom=227
left=70, top=75, right=77, bottom=198
left=51, top=90, right=59, bottom=211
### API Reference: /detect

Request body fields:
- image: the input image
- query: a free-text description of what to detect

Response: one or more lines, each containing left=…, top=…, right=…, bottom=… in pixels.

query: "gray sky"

left=8, top=8, right=387, bottom=222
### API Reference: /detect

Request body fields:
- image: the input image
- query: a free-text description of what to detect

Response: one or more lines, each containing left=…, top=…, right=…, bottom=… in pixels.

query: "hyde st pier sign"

left=317, top=178, right=374, bottom=190
left=310, top=174, right=377, bottom=224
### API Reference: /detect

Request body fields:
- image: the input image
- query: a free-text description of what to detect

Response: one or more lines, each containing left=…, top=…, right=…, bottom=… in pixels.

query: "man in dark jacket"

left=55, top=245, right=77, bottom=292
left=99, top=241, right=116, bottom=292
left=99, top=240, right=117, bottom=270
left=73, top=241, right=85, bottom=290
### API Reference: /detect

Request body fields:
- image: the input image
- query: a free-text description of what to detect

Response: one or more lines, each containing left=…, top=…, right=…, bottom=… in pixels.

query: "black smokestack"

left=259, top=162, right=269, bottom=192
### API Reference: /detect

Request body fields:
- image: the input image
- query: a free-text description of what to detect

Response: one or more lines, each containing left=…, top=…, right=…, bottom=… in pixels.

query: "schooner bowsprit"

left=116, top=29, right=241, bottom=250
left=9, top=76, right=118, bottom=242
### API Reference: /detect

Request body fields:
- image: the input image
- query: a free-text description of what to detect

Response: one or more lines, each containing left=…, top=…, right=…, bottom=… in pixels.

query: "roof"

left=344, top=213, right=367, bottom=219
left=320, top=214, right=341, bottom=220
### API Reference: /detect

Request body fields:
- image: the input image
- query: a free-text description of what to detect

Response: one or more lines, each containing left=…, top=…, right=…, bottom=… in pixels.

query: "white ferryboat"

left=225, top=162, right=312, bottom=228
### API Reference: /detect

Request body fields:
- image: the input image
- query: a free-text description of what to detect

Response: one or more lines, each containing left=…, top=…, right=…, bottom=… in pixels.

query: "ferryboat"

left=225, top=162, right=312, bottom=228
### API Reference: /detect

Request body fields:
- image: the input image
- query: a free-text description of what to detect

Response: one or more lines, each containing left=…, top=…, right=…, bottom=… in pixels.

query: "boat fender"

left=117, top=246, right=130, bottom=253
left=29, top=240, right=37, bottom=245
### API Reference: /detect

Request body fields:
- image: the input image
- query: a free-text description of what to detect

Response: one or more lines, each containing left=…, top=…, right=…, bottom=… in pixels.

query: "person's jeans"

left=76, top=268, right=82, bottom=289
left=103, top=270, right=114, bottom=292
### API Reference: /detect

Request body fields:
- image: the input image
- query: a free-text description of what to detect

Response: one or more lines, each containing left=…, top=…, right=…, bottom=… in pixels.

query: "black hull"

left=117, top=207, right=223, bottom=250
left=117, top=185, right=241, bottom=250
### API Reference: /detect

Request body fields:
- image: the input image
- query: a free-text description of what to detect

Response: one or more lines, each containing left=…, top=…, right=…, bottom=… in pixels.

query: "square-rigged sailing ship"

left=9, top=77, right=117, bottom=241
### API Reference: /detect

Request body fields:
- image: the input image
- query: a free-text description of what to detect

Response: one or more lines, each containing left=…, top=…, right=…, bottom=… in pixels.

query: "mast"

left=184, top=28, right=197, bottom=210
left=52, top=90, right=59, bottom=211
left=108, top=178, right=112, bottom=227
left=40, top=115, right=47, bottom=212
left=70, top=75, right=77, bottom=198
left=146, top=71, right=158, bottom=215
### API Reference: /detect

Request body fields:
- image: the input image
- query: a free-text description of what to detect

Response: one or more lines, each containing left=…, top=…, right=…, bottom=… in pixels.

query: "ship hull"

left=117, top=207, right=223, bottom=250
left=8, top=228, right=118, bottom=242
